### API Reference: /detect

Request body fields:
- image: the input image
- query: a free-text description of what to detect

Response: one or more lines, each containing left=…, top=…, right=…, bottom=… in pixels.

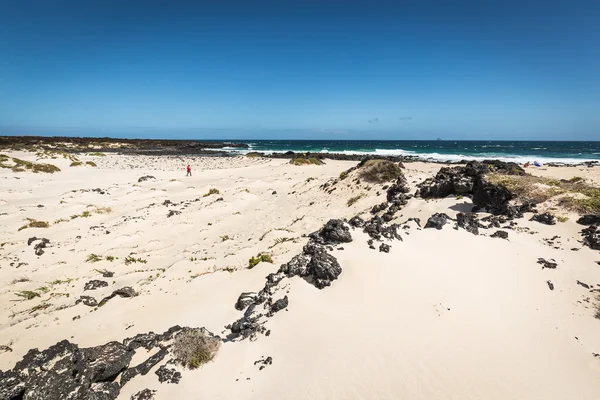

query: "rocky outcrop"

left=270, top=296, right=288, bottom=313
left=363, top=216, right=402, bottom=241
left=577, top=215, right=600, bottom=226
left=155, top=365, right=181, bottom=384
left=491, top=230, right=508, bottom=239
left=530, top=213, right=557, bottom=225
left=537, top=258, right=558, bottom=269
left=235, top=292, right=258, bottom=311
left=471, top=176, right=513, bottom=215
left=98, top=287, right=138, bottom=307
left=84, top=280, right=109, bottom=291
left=456, top=213, right=479, bottom=235
left=348, top=215, right=365, bottom=228
left=581, top=225, right=600, bottom=250
left=425, top=213, right=450, bottom=230
left=137, top=176, right=156, bottom=183
left=309, top=219, right=352, bottom=245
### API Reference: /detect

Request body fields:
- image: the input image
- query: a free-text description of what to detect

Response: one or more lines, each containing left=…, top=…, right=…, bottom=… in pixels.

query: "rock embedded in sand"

left=491, top=230, right=509, bottom=239
left=310, top=219, right=353, bottom=245
left=131, top=389, right=156, bottom=400
left=167, top=210, right=181, bottom=217
left=235, top=292, right=258, bottom=311
left=576, top=280, right=590, bottom=289
left=530, top=213, right=557, bottom=225
left=577, top=215, right=600, bottom=226
left=348, top=215, right=365, bottom=228
left=76, top=295, right=98, bottom=307
left=270, top=296, right=288, bottom=313
left=537, top=258, right=558, bottom=269
left=424, top=213, right=450, bottom=230
left=27, top=237, right=50, bottom=256
left=580, top=225, right=600, bottom=250
left=155, top=364, right=182, bottom=384
left=98, top=286, right=138, bottom=307
left=379, top=243, right=390, bottom=253
left=137, top=175, right=156, bottom=183
left=456, top=212, right=480, bottom=235
left=84, top=280, right=109, bottom=291
left=547, top=280, right=554, bottom=290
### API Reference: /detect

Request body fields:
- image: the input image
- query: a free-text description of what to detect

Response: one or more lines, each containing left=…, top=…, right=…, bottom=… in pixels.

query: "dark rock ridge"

left=0, top=325, right=217, bottom=400
left=580, top=225, right=600, bottom=250
left=455, top=212, right=480, bottom=235
left=309, top=219, right=352, bottom=245
left=425, top=213, right=450, bottom=230
left=137, top=175, right=156, bottom=183
left=530, top=213, right=557, bottom=225
left=491, top=230, right=509, bottom=239
left=577, top=215, right=600, bottom=226
left=98, top=287, right=138, bottom=307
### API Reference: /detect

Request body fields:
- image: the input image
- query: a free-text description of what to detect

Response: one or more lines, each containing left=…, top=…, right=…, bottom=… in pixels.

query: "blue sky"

left=0, top=0, right=599, bottom=140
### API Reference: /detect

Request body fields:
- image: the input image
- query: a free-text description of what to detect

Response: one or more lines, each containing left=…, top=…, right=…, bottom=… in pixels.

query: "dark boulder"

left=547, top=280, right=554, bottom=290
left=581, top=225, right=600, bottom=250
left=472, top=176, right=513, bottom=215
left=379, top=243, right=390, bottom=253
left=155, top=365, right=182, bottom=384
left=348, top=215, right=365, bottom=228
left=577, top=215, right=600, bottom=226
left=98, top=287, right=138, bottom=307
left=304, top=243, right=342, bottom=289
left=84, top=280, right=109, bottom=291
left=76, top=296, right=98, bottom=307
left=309, top=219, right=352, bottom=245
left=235, top=292, right=258, bottom=311
left=491, top=230, right=508, bottom=239
left=530, top=213, right=557, bottom=225
left=137, top=176, right=155, bottom=183
left=131, top=389, right=156, bottom=400
left=537, top=258, right=558, bottom=269
left=425, top=213, right=450, bottom=230
left=270, top=296, right=288, bottom=313
left=28, top=237, right=50, bottom=256
left=371, top=202, right=388, bottom=214
left=456, top=213, right=479, bottom=235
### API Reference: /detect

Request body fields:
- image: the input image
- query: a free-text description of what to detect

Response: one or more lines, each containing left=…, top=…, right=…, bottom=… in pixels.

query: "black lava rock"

left=581, top=225, right=600, bottom=250
left=84, top=280, right=109, bottom=291
left=310, top=219, right=353, bottom=245
left=530, top=213, right=557, bottom=225
left=155, top=365, right=182, bottom=384
left=456, top=212, right=479, bottom=235
left=137, top=176, right=156, bottom=183
left=537, top=258, right=557, bottom=269
left=577, top=215, right=600, bottom=226
left=424, top=213, right=449, bottom=230
left=379, top=243, right=390, bottom=253
left=490, top=230, right=509, bottom=239
left=270, top=296, right=288, bottom=313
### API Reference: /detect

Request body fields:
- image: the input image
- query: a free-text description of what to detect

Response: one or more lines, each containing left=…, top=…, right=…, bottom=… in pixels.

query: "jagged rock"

left=348, top=215, right=365, bottom=228
left=581, top=225, right=600, bottom=250
left=76, top=296, right=98, bottom=307
left=472, top=176, right=513, bottom=215
left=577, top=215, right=600, bottom=226
left=98, top=287, right=138, bottom=307
left=386, top=175, right=410, bottom=202
left=270, top=296, right=288, bottom=313
left=123, top=326, right=183, bottom=351
left=155, top=365, right=182, bottom=384
left=121, top=347, right=169, bottom=386
left=381, top=212, right=394, bottom=222
left=577, top=280, right=590, bottom=289
left=530, top=213, right=557, bottom=225
left=379, top=243, right=390, bottom=253
left=254, top=356, right=273, bottom=370
left=371, top=202, right=388, bottom=214
left=84, top=280, right=109, bottom=291
left=167, top=210, right=181, bottom=217
left=309, top=219, right=353, bottom=245
left=537, top=258, right=557, bottom=269
left=491, top=230, right=508, bottom=239
left=279, top=253, right=310, bottom=278
left=131, top=389, right=156, bottom=400
left=424, top=213, right=449, bottom=230
left=84, top=341, right=134, bottom=382
left=137, top=175, right=155, bottom=183
left=304, top=243, right=342, bottom=289
left=99, top=270, right=114, bottom=278
left=456, top=213, right=479, bottom=234
left=504, top=202, right=537, bottom=219
left=235, top=292, right=258, bottom=311
left=27, top=237, right=50, bottom=256
left=547, top=280, right=554, bottom=290
left=363, top=216, right=402, bottom=240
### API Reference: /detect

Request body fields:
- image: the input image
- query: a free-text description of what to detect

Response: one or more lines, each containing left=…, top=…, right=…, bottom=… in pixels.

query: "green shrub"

left=70, top=161, right=83, bottom=167
left=18, top=219, right=50, bottom=231
left=88, top=152, right=106, bottom=157
left=203, top=188, right=220, bottom=197
left=124, top=256, right=147, bottom=265
left=248, top=253, right=273, bottom=268
left=14, top=290, right=40, bottom=300
left=86, top=161, right=97, bottom=167
left=173, top=328, right=221, bottom=369
left=86, top=254, right=102, bottom=263
left=358, top=160, right=403, bottom=183
left=246, top=152, right=262, bottom=158
left=290, top=157, right=323, bottom=166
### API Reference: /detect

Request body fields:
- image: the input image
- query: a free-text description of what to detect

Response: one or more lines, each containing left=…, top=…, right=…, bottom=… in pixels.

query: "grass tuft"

left=358, top=160, right=403, bottom=183
left=203, top=188, right=220, bottom=197
left=173, top=328, right=221, bottom=369
left=124, top=256, right=147, bottom=265
left=248, top=253, right=273, bottom=268
left=86, top=253, right=102, bottom=263
left=14, top=290, right=40, bottom=300
left=290, top=157, right=323, bottom=166
left=18, top=219, right=50, bottom=231
left=86, top=161, right=97, bottom=167
left=347, top=193, right=365, bottom=207
left=70, top=161, right=83, bottom=167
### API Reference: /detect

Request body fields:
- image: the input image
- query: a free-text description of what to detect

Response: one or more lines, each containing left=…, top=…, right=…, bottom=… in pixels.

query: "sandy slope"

left=1, top=152, right=599, bottom=399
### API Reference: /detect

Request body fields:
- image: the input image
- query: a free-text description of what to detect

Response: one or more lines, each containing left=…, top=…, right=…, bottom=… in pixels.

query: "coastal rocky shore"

left=1, top=144, right=600, bottom=399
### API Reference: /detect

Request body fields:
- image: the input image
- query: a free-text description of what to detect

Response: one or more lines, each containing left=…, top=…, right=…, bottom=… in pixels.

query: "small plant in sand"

left=248, top=253, right=273, bottom=269
left=290, top=157, right=323, bottom=166
left=86, top=253, right=102, bottom=263
left=105, top=255, right=115, bottom=262
left=124, top=256, right=147, bottom=265
left=220, top=235, right=230, bottom=242
left=347, top=193, right=365, bottom=207
left=11, top=277, right=30, bottom=284
left=270, top=237, right=295, bottom=248
left=0, top=155, right=61, bottom=173
left=88, top=152, right=106, bottom=157
left=81, top=211, right=92, bottom=218
left=53, top=218, right=69, bottom=224
left=14, top=291, right=40, bottom=300
left=29, top=303, right=51, bottom=313
left=85, top=161, right=97, bottom=167
left=203, top=188, right=220, bottom=197
left=70, top=161, right=83, bottom=167
left=173, top=328, right=221, bottom=369
left=18, top=218, right=50, bottom=231
left=339, top=170, right=350, bottom=180
left=556, top=216, right=569, bottom=223
left=47, top=279, right=73, bottom=285
left=358, top=160, right=403, bottom=183
left=245, top=152, right=262, bottom=158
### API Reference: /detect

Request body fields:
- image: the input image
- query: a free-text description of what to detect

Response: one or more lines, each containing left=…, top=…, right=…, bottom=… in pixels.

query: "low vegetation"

left=88, top=152, right=106, bottom=157
left=0, top=154, right=61, bottom=173
left=347, top=193, right=365, bottom=207
left=358, top=159, right=403, bottom=183
left=203, top=188, right=220, bottom=197
left=270, top=237, right=296, bottom=248
left=14, top=290, right=40, bottom=301
left=290, top=157, right=323, bottom=166
left=86, top=161, right=97, bottom=167
left=124, top=256, right=147, bottom=265
left=173, top=328, right=221, bottom=369
left=70, top=161, right=83, bottom=167
left=245, top=152, right=262, bottom=158
left=86, top=254, right=102, bottom=263
left=487, top=173, right=600, bottom=214
left=18, top=218, right=50, bottom=231
left=248, top=253, right=273, bottom=268
left=220, top=235, right=230, bottom=242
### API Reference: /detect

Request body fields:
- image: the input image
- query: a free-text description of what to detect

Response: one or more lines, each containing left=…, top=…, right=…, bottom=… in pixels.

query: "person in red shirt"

left=186, top=164, right=191, bottom=176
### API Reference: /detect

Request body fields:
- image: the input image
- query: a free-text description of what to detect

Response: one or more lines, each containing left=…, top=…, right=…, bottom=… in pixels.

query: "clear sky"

left=1, top=0, right=599, bottom=140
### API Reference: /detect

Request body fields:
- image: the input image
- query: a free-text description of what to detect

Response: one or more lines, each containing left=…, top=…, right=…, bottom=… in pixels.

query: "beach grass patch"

left=1, top=156, right=60, bottom=173
left=248, top=253, right=273, bottom=269
left=173, top=328, right=221, bottom=369
left=70, top=161, right=83, bottom=167
left=124, top=256, right=147, bottom=265
left=290, top=157, right=323, bottom=166
left=86, top=254, right=102, bottom=263
left=86, top=161, right=97, bottom=167
left=88, top=152, right=106, bottom=157
left=246, top=152, right=262, bottom=158
left=347, top=193, right=365, bottom=207
left=358, top=159, right=403, bottom=183
left=14, top=290, right=40, bottom=301
left=18, top=218, right=50, bottom=231
left=203, top=188, right=220, bottom=197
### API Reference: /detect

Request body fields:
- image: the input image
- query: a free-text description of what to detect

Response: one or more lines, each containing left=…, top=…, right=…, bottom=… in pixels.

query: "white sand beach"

left=1, top=151, right=600, bottom=400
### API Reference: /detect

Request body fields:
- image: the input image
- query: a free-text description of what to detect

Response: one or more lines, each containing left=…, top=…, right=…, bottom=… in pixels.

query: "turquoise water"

left=219, top=140, right=600, bottom=164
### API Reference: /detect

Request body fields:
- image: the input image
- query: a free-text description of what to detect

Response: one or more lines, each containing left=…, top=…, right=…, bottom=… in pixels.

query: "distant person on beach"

left=186, top=164, right=191, bottom=176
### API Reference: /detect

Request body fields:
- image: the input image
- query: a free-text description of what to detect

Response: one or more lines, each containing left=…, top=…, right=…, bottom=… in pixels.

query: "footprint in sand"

left=434, top=303, right=451, bottom=316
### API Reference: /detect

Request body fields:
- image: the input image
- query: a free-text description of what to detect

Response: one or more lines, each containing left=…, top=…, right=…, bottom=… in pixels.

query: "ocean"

left=220, top=140, right=600, bottom=164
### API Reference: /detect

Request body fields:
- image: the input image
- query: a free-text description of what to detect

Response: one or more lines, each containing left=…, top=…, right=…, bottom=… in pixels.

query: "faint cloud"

left=368, top=118, right=380, bottom=124
left=399, top=116, right=413, bottom=121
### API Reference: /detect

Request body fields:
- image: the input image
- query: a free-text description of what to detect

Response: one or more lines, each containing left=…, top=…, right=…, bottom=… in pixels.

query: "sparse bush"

left=86, top=161, right=97, bottom=167
left=339, top=170, right=350, bottom=180
left=220, top=235, right=230, bottom=242
left=173, top=328, right=221, bottom=369
left=11, top=277, right=30, bottom=284
left=70, top=161, right=83, bottom=167
left=245, top=152, right=262, bottom=158
left=270, top=237, right=295, bottom=248
left=290, top=157, right=323, bottom=166
left=557, top=216, right=569, bottom=223
left=124, top=256, right=147, bottom=265
left=88, top=152, right=106, bottom=157
left=54, top=218, right=69, bottom=224
left=347, top=193, right=365, bottom=207
left=203, top=188, right=220, bottom=197
left=14, top=290, right=40, bottom=300
left=105, top=255, right=115, bottom=262
left=86, top=254, right=102, bottom=263
left=18, top=218, right=50, bottom=231
left=81, top=211, right=92, bottom=218
left=569, top=176, right=584, bottom=183
left=248, top=253, right=273, bottom=268
left=94, top=206, right=112, bottom=214
left=358, top=160, right=403, bottom=183
left=1, top=156, right=61, bottom=173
